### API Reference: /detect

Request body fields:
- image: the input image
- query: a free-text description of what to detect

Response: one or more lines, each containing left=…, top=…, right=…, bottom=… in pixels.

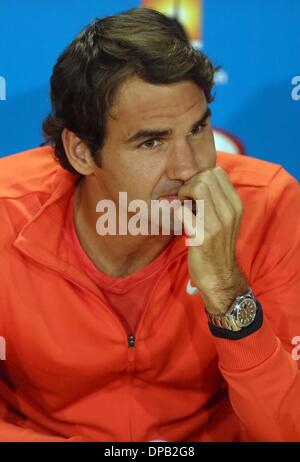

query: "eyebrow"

left=124, top=106, right=212, bottom=144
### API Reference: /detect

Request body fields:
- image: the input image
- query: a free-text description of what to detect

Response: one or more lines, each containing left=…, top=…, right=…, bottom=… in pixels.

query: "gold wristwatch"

left=205, top=288, right=258, bottom=332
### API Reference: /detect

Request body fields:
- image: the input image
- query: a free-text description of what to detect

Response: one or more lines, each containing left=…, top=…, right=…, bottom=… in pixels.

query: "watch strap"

left=208, top=300, right=263, bottom=340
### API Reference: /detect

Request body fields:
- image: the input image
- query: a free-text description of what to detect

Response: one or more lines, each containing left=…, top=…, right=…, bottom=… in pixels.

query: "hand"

left=177, top=166, right=249, bottom=314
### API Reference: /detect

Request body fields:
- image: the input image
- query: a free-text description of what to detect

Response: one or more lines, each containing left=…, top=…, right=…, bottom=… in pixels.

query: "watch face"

left=237, top=299, right=257, bottom=327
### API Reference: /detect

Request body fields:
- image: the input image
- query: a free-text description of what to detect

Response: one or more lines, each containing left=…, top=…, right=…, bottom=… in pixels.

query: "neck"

left=73, top=176, right=174, bottom=278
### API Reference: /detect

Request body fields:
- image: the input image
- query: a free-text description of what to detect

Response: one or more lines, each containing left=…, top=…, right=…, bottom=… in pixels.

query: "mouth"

left=159, top=194, right=180, bottom=202
left=159, top=189, right=181, bottom=200
left=158, top=195, right=197, bottom=214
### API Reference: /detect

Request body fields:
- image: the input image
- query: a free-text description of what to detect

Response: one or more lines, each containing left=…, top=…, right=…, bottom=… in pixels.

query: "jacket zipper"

left=24, top=249, right=186, bottom=440
left=128, top=334, right=135, bottom=348
left=61, top=252, right=184, bottom=353
left=123, top=258, right=183, bottom=440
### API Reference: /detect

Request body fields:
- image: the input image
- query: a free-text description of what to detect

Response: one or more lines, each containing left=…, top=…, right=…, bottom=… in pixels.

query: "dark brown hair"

left=42, top=7, right=219, bottom=174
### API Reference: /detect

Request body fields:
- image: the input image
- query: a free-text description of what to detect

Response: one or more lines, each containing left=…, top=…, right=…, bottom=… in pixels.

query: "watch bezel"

left=234, top=297, right=258, bottom=328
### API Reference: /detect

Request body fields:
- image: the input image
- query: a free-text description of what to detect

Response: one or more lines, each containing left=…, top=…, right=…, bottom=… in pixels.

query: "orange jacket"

left=0, top=146, right=299, bottom=442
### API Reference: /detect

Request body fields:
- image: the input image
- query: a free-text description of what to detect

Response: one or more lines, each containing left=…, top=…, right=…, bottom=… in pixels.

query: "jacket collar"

left=13, top=164, right=187, bottom=297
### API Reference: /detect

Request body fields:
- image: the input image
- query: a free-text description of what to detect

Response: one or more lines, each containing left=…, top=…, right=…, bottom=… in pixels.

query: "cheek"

left=109, top=159, right=157, bottom=198
left=194, top=131, right=216, bottom=169
left=102, top=144, right=166, bottom=195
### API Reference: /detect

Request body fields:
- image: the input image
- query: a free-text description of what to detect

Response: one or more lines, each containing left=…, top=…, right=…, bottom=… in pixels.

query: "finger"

left=213, top=167, right=244, bottom=251
left=196, top=169, right=235, bottom=226
left=178, top=171, right=233, bottom=231
left=213, top=167, right=243, bottom=216
left=175, top=204, right=205, bottom=246
left=178, top=181, right=222, bottom=234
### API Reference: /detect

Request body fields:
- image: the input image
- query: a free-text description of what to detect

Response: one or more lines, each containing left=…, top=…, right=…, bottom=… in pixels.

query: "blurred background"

left=0, top=0, right=299, bottom=180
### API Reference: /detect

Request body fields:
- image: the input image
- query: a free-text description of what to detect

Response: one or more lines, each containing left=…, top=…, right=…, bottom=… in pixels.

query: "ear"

left=61, top=128, right=98, bottom=175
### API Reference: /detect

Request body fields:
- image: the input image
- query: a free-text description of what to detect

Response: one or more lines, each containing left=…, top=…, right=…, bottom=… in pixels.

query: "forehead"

left=108, top=76, right=206, bottom=133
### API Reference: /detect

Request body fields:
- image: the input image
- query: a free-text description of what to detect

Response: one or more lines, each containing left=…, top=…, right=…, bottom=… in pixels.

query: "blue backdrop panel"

left=204, top=0, right=300, bottom=179
left=0, top=0, right=299, bottom=180
left=0, top=0, right=136, bottom=159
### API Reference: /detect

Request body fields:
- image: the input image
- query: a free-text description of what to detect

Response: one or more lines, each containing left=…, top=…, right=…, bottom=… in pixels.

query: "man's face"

left=92, top=76, right=216, bottom=225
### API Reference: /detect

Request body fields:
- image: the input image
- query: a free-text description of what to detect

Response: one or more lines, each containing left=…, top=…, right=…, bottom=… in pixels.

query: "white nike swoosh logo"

left=186, top=279, right=199, bottom=295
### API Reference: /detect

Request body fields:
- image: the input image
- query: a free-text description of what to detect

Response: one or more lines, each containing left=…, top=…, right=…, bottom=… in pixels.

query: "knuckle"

left=213, top=224, right=223, bottom=236
left=195, top=182, right=207, bottom=196
left=214, top=166, right=224, bottom=174
left=200, top=169, right=214, bottom=182
left=214, top=166, right=226, bottom=178
left=236, top=199, right=244, bottom=214
left=222, top=210, right=234, bottom=227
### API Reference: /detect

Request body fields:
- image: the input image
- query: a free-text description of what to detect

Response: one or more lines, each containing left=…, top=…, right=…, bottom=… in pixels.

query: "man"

left=0, top=7, right=299, bottom=442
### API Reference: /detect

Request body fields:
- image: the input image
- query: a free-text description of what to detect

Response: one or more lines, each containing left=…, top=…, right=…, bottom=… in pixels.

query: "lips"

left=159, top=194, right=197, bottom=214
left=159, top=190, right=180, bottom=199
left=159, top=195, right=179, bottom=202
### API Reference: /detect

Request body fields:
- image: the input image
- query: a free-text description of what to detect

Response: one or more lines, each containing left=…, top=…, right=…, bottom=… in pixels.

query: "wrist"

left=202, top=277, right=249, bottom=315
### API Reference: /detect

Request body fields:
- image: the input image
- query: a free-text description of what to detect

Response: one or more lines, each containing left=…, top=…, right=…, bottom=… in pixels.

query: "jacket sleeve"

left=210, top=167, right=300, bottom=442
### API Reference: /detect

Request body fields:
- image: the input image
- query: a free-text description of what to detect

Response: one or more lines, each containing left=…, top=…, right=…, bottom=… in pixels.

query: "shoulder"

left=0, top=145, right=61, bottom=198
left=217, top=151, right=299, bottom=212
left=0, top=145, right=67, bottom=247
left=216, top=151, right=284, bottom=188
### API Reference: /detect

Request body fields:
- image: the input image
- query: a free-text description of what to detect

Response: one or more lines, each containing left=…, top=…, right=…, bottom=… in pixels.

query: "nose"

left=166, top=140, right=199, bottom=182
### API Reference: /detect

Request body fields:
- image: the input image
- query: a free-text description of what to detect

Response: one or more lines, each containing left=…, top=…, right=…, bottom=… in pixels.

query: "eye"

left=139, top=139, right=162, bottom=150
left=188, top=122, right=207, bottom=137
